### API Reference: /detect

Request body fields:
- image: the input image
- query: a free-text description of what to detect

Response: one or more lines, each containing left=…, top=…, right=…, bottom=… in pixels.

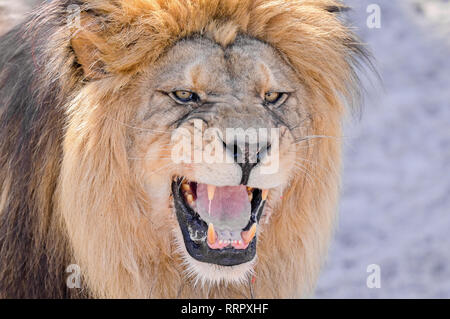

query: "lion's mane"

left=0, top=0, right=369, bottom=298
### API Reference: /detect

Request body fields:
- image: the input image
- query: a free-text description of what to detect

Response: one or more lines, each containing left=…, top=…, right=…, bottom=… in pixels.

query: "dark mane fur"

left=0, top=1, right=86, bottom=298
left=0, top=0, right=371, bottom=298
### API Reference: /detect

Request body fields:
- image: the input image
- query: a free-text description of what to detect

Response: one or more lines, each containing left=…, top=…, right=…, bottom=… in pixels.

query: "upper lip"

left=171, top=177, right=267, bottom=266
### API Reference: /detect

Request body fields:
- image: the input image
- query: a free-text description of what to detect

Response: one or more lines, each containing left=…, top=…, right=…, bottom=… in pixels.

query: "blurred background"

left=1, top=0, right=449, bottom=298
left=315, top=0, right=450, bottom=298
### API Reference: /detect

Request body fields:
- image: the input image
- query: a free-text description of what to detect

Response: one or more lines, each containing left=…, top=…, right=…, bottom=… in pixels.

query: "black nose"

left=222, top=140, right=271, bottom=185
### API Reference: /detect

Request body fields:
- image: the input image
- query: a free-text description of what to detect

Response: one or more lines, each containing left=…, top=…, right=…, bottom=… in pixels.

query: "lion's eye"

left=264, top=92, right=283, bottom=104
left=172, top=90, right=199, bottom=103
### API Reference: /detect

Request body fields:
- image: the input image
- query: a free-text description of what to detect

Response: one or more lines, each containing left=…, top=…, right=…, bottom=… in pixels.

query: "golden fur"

left=0, top=0, right=369, bottom=298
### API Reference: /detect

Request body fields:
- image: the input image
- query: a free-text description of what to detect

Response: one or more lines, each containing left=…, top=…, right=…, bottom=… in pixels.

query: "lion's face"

left=127, top=35, right=310, bottom=283
left=0, top=0, right=368, bottom=298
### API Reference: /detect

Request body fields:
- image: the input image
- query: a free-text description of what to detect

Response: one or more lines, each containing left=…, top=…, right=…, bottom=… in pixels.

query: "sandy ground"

left=314, top=0, right=450, bottom=298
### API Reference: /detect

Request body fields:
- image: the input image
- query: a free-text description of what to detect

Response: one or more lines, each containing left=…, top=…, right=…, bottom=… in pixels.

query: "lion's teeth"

left=181, top=183, right=191, bottom=191
left=207, top=223, right=217, bottom=245
left=262, top=189, right=269, bottom=201
left=247, top=187, right=253, bottom=201
left=186, top=194, right=194, bottom=204
left=207, top=185, right=216, bottom=201
left=241, top=223, right=257, bottom=244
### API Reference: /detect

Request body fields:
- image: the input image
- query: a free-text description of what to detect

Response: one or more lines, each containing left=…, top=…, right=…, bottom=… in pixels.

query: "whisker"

left=128, top=156, right=175, bottom=161
left=293, top=164, right=315, bottom=189
left=293, top=161, right=326, bottom=189
left=145, top=163, right=177, bottom=177
left=104, top=115, right=172, bottom=134
left=293, top=135, right=344, bottom=145
left=295, top=157, right=334, bottom=176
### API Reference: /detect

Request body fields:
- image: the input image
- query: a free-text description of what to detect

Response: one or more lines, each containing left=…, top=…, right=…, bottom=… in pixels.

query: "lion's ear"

left=70, top=27, right=106, bottom=80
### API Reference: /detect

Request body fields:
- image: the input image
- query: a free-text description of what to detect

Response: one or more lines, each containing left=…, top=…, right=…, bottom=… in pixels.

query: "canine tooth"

left=262, top=189, right=269, bottom=201
left=207, top=185, right=216, bottom=201
left=181, top=184, right=191, bottom=191
left=248, top=193, right=253, bottom=202
left=186, top=194, right=194, bottom=204
left=242, top=223, right=257, bottom=244
left=207, top=224, right=217, bottom=245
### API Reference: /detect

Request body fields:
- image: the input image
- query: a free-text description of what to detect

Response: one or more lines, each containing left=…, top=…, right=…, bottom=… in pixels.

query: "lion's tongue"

left=196, top=184, right=251, bottom=230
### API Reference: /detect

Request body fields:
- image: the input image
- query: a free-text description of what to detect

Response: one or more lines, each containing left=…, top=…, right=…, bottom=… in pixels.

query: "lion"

left=0, top=0, right=370, bottom=298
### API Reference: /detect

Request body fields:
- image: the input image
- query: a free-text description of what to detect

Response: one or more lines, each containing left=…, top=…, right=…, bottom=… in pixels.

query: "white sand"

left=315, top=0, right=450, bottom=298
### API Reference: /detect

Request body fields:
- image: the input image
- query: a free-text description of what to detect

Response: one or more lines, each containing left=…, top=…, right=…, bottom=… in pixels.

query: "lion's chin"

left=171, top=176, right=267, bottom=278
left=174, top=225, right=257, bottom=286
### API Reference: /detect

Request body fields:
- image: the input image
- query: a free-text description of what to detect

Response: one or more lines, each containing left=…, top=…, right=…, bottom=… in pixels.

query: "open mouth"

left=171, top=177, right=267, bottom=266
